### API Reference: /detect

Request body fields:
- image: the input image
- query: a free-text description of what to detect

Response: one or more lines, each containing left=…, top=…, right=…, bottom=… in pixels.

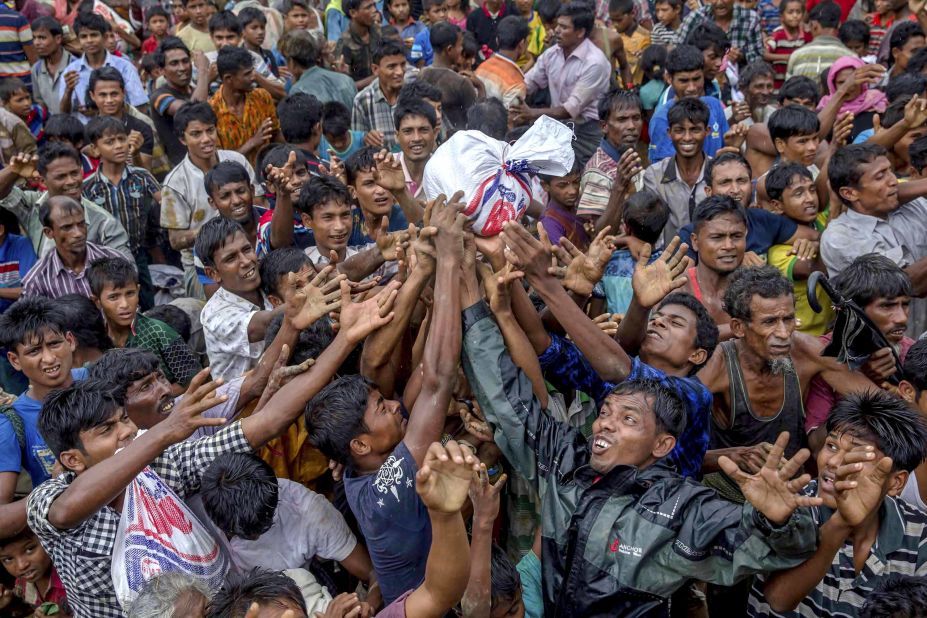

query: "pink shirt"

left=524, top=37, right=611, bottom=122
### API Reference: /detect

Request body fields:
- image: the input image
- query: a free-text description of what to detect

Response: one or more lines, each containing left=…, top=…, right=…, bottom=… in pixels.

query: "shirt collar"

left=842, top=207, right=885, bottom=233
left=560, top=37, right=591, bottom=61
left=662, top=155, right=708, bottom=185
left=78, top=51, right=116, bottom=71
left=481, top=1, right=506, bottom=18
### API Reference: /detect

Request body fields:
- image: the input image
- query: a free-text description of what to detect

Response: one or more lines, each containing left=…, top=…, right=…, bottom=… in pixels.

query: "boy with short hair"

left=838, top=18, right=872, bottom=58
left=351, top=40, right=409, bottom=152
left=0, top=80, right=37, bottom=166
left=87, top=256, right=201, bottom=390
left=30, top=16, right=75, bottom=117
left=82, top=115, right=160, bottom=309
left=337, top=0, right=384, bottom=88
left=142, top=7, right=172, bottom=55
left=609, top=0, right=650, bottom=85
left=0, top=527, right=67, bottom=613
left=0, top=78, right=45, bottom=145
left=766, top=0, right=812, bottom=90
left=514, top=0, right=544, bottom=65
left=177, top=0, right=216, bottom=52
left=539, top=159, right=587, bottom=250
left=206, top=11, right=285, bottom=100
left=239, top=7, right=280, bottom=78
left=650, top=0, right=682, bottom=46
left=319, top=101, right=365, bottom=162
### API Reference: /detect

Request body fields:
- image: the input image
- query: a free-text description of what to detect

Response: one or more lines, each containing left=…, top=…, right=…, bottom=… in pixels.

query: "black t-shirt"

left=465, top=1, right=517, bottom=50
left=122, top=114, right=154, bottom=156
left=150, top=84, right=191, bottom=165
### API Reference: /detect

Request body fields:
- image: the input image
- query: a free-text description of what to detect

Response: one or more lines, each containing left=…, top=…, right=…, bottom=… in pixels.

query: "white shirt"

left=304, top=243, right=398, bottom=281
left=201, top=287, right=273, bottom=382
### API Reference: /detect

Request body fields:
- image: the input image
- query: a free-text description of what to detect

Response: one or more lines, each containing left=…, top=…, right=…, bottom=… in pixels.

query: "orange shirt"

left=209, top=85, right=280, bottom=166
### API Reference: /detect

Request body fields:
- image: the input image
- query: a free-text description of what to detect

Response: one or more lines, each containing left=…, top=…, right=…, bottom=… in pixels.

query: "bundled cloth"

left=423, top=115, right=575, bottom=236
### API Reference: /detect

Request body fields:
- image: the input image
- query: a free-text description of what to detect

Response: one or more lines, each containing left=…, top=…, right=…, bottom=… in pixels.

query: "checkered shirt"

left=126, top=313, right=202, bottom=387
left=674, top=5, right=765, bottom=65
left=352, top=78, right=399, bottom=152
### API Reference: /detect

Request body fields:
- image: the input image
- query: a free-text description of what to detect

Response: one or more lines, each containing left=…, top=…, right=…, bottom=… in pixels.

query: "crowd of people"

left=0, top=0, right=927, bottom=615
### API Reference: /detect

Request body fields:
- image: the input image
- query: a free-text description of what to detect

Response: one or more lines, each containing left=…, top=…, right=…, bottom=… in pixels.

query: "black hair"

left=665, top=44, right=704, bottom=75
left=39, top=379, right=123, bottom=458
left=838, top=19, right=870, bottom=47
left=556, top=2, right=594, bottom=38
left=398, top=79, right=442, bottom=105
left=238, top=6, right=267, bottom=28
left=654, top=0, right=681, bottom=6
left=907, top=46, right=927, bottom=75
left=206, top=568, right=307, bottom=618
left=910, top=133, right=927, bottom=173
left=768, top=104, right=820, bottom=143
left=86, top=256, right=139, bottom=297
left=656, top=292, right=719, bottom=372
left=882, top=94, right=913, bottom=129
left=45, top=113, right=85, bottom=147
left=808, top=0, right=840, bottom=28
left=146, top=5, right=170, bottom=24
left=154, top=36, right=191, bottom=68
left=87, top=67, right=126, bottom=112
left=826, top=390, right=927, bottom=473
left=88, top=347, right=161, bottom=405
left=38, top=195, right=82, bottom=228
left=38, top=141, right=81, bottom=176
left=0, top=78, right=27, bottom=103
left=393, top=98, right=437, bottom=130
left=461, top=30, right=479, bottom=60
left=684, top=22, right=730, bottom=55
left=259, top=144, right=308, bottom=184
left=860, top=574, right=927, bottom=618
left=144, top=305, right=192, bottom=342
left=430, top=21, right=461, bottom=52
left=765, top=162, right=814, bottom=202
left=84, top=115, right=127, bottom=145
left=201, top=453, right=279, bottom=539
left=0, top=297, right=69, bottom=351
left=372, top=39, right=406, bottom=64
left=490, top=545, right=522, bottom=609
left=263, top=312, right=335, bottom=365
left=497, top=14, right=530, bottom=50
left=174, top=102, right=217, bottom=138
left=705, top=151, right=753, bottom=184
left=537, top=0, right=560, bottom=23
left=886, top=72, right=927, bottom=102
left=280, top=0, right=310, bottom=15
left=209, top=10, right=243, bottom=35
left=216, top=45, right=253, bottom=78
left=305, top=374, right=373, bottom=464
left=74, top=11, right=110, bottom=35
left=640, top=44, right=667, bottom=83
left=56, top=293, right=114, bottom=353
left=778, top=0, right=804, bottom=12
left=722, top=265, right=793, bottom=321
left=666, top=96, right=709, bottom=128
left=275, top=92, right=323, bottom=144
left=343, top=0, right=364, bottom=16
left=889, top=21, right=925, bottom=68
left=739, top=61, right=775, bottom=89
left=621, top=189, right=669, bottom=246
left=194, top=217, right=247, bottom=268
left=296, top=174, right=352, bottom=217
left=777, top=75, right=821, bottom=105
left=597, top=89, right=642, bottom=122
left=204, top=160, right=252, bottom=200
left=321, top=101, right=352, bottom=139
left=692, top=195, right=747, bottom=231
left=344, top=146, right=378, bottom=185
left=904, top=339, right=927, bottom=392
left=278, top=29, right=319, bottom=68
left=606, top=378, right=687, bottom=437
left=831, top=253, right=912, bottom=308
left=608, top=0, right=635, bottom=16
left=259, top=247, right=314, bottom=298
left=467, top=98, right=508, bottom=140
left=32, top=16, right=63, bottom=37
left=827, top=143, right=888, bottom=207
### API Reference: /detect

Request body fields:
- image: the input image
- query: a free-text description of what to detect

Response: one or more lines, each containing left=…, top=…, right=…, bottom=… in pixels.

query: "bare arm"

left=168, top=228, right=197, bottom=251
left=246, top=304, right=287, bottom=343
left=905, top=257, right=927, bottom=297
left=461, top=466, right=506, bottom=618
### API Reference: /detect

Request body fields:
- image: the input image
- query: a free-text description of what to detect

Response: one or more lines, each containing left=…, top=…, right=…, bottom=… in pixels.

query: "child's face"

left=781, top=1, right=804, bottom=28
left=78, top=28, right=105, bottom=56
left=96, top=281, right=140, bottom=329
left=93, top=130, right=131, bottom=165
left=515, top=0, right=533, bottom=16
left=491, top=589, right=526, bottom=618
left=654, top=1, right=680, bottom=26
left=149, top=15, right=169, bottom=36
left=776, top=133, right=820, bottom=166
left=285, top=4, right=312, bottom=30
left=702, top=46, right=724, bottom=81
left=269, top=161, right=310, bottom=199
left=105, top=30, right=118, bottom=52
left=180, top=119, right=218, bottom=160
left=776, top=174, right=819, bottom=223
left=172, top=0, right=187, bottom=22
left=304, top=200, right=354, bottom=254
left=243, top=20, right=266, bottom=47
left=424, top=2, right=448, bottom=24
left=90, top=79, right=126, bottom=116
left=209, top=180, right=255, bottom=224
left=389, top=0, right=411, bottom=22
left=875, top=0, right=893, bottom=14
left=351, top=168, right=394, bottom=216
left=609, top=10, right=635, bottom=32
left=8, top=330, right=76, bottom=390
left=669, top=119, right=707, bottom=159
left=0, top=537, right=52, bottom=583
left=185, top=0, right=210, bottom=28
left=32, top=27, right=61, bottom=58
left=211, top=27, right=241, bottom=49
left=544, top=173, right=581, bottom=209
left=205, top=231, right=262, bottom=295
left=324, top=130, right=351, bottom=151
left=845, top=38, right=867, bottom=56
left=5, top=89, right=32, bottom=119
left=816, top=430, right=903, bottom=510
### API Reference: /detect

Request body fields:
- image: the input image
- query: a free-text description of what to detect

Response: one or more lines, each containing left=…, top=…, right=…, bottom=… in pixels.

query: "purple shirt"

left=524, top=38, right=611, bottom=122
left=21, top=241, right=127, bottom=299
left=376, top=590, right=414, bottom=617
left=540, top=201, right=590, bottom=250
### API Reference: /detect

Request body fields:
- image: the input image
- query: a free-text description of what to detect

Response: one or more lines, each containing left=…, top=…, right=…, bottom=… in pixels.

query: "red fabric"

left=142, top=35, right=160, bottom=55
left=806, top=0, right=854, bottom=23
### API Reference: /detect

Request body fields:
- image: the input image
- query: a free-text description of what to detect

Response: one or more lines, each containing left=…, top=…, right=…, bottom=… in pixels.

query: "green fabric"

left=125, top=313, right=201, bottom=386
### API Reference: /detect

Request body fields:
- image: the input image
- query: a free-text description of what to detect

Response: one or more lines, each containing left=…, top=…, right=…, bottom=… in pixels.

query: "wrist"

left=822, top=512, right=853, bottom=541
left=473, top=517, right=496, bottom=533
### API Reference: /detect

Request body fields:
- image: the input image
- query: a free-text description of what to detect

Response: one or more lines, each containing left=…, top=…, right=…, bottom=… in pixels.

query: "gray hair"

left=127, top=573, right=211, bottom=618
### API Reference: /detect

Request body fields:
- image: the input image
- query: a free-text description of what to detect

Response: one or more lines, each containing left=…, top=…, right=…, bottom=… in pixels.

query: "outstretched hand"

left=833, top=445, right=890, bottom=527
left=416, top=440, right=482, bottom=513
left=338, top=279, right=401, bottom=344
left=719, top=432, right=822, bottom=525
left=159, top=368, right=229, bottom=444
left=550, top=226, right=616, bottom=297
left=286, top=264, right=345, bottom=330
left=500, top=221, right=555, bottom=284
left=478, top=261, right=524, bottom=314
left=631, top=235, right=689, bottom=309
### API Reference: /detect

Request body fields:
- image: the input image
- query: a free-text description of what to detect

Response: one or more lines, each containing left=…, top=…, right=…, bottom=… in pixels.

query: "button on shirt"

left=82, top=165, right=160, bottom=252
left=201, top=287, right=274, bottom=382
left=31, top=50, right=75, bottom=115
left=524, top=38, right=611, bottom=122
left=642, top=155, right=710, bottom=245
left=21, top=241, right=128, bottom=299
left=56, top=51, right=147, bottom=115
left=821, top=198, right=927, bottom=277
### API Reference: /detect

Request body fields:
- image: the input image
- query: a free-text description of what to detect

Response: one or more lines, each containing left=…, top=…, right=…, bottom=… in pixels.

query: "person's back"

left=786, top=1, right=853, bottom=79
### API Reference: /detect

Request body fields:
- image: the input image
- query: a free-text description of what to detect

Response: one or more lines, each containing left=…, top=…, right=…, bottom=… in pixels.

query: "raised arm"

left=461, top=465, right=506, bottom=618
left=374, top=150, right=424, bottom=224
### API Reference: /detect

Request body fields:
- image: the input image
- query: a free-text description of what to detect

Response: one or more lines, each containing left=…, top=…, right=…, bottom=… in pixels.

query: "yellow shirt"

left=620, top=25, right=651, bottom=85
left=177, top=24, right=216, bottom=53
left=517, top=11, right=546, bottom=69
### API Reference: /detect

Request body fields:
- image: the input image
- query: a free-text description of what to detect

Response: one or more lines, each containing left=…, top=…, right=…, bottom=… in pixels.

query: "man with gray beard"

left=697, top=266, right=875, bottom=482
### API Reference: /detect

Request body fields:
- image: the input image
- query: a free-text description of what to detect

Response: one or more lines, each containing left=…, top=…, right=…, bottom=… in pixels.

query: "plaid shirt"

left=352, top=78, right=400, bottom=152
left=537, top=334, right=712, bottom=480
left=82, top=165, right=160, bottom=252
left=748, top=483, right=927, bottom=617
left=674, top=5, right=765, bottom=65
left=126, top=313, right=202, bottom=387
left=27, top=422, right=252, bottom=618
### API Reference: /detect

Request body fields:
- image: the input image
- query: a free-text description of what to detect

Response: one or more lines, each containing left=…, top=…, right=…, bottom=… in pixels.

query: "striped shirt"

left=0, top=4, right=32, bottom=87
left=757, top=0, right=781, bottom=34
left=650, top=22, right=678, bottom=46
left=21, top=240, right=127, bottom=299
left=82, top=165, right=160, bottom=252
left=767, top=27, right=812, bottom=89
left=785, top=36, right=855, bottom=80
left=748, top=482, right=927, bottom=618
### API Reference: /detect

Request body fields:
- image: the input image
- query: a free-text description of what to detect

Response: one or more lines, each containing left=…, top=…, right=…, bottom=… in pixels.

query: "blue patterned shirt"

left=537, top=334, right=712, bottom=479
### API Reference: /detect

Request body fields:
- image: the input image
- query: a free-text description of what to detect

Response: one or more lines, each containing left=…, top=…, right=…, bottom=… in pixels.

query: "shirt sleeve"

left=523, top=52, right=549, bottom=95
left=0, top=417, right=22, bottom=474
left=160, top=184, right=193, bottom=230
left=202, top=300, right=257, bottom=363
left=561, top=59, right=611, bottom=119
left=647, top=108, right=674, bottom=163
left=288, top=482, right=357, bottom=562
left=138, top=122, right=155, bottom=156
left=122, top=62, right=149, bottom=107
left=17, top=18, right=32, bottom=45
left=14, top=237, right=37, bottom=278
left=748, top=209, right=798, bottom=253
left=152, top=422, right=252, bottom=498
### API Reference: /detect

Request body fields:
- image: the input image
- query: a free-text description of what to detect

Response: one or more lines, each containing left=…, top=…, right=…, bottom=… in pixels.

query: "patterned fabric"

left=26, top=422, right=252, bottom=618
left=15, top=567, right=67, bottom=607
left=25, top=103, right=46, bottom=142
left=866, top=12, right=917, bottom=56
left=21, top=241, right=127, bottom=299
left=748, top=483, right=927, bottom=618
left=0, top=232, right=36, bottom=313
left=674, top=5, right=764, bottom=64
left=335, top=24, right=383, bottom=82
left=650, top=22, right=677, bottom=46
left=126, top=313, right=202, bottom=387
left=352, top=78, right=400, bottom=152
left=767, top=27, right=813, bottom=89
left=785, top=36, right=855, bottom=80
left=537, top=333, right=712, bottom=479
left=210, top=86, right=280, bottom=167
left=201, top=287, right=273, bottom=382
left=620, top=25, right=651, bottom=85
left=82, top=165, right=160, bottom=252
left=757, top=0, right=781, bottom=34
left=474, top=52, right=527, bottom=109
left=0, top=3, right=32, bottom=87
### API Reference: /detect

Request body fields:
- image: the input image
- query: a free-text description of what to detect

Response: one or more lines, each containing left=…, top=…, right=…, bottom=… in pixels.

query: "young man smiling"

left=352, top=39, right=408, bottom=153
left=393, top=99, right=437, bottom=200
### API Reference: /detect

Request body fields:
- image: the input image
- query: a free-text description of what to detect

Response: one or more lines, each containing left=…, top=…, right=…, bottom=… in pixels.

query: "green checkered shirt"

left=125, top=313, right=201, bottom=386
